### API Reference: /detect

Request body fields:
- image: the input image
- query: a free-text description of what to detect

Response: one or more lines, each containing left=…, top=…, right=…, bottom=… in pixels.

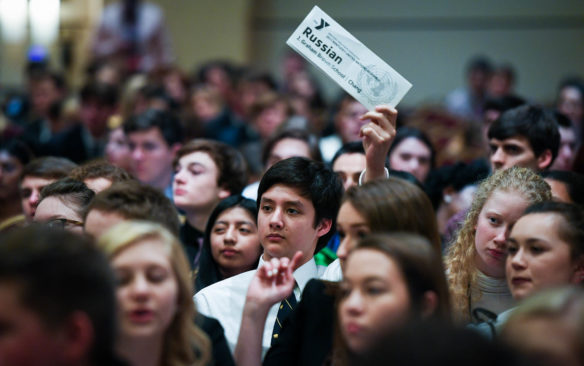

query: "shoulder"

left=321, top=259, right=342, bottom=281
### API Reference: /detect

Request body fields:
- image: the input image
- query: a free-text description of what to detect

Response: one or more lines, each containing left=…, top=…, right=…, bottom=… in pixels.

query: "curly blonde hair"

left=98, top=220, right=211, bottom=366
left=444, top=167, right=551, bottom=322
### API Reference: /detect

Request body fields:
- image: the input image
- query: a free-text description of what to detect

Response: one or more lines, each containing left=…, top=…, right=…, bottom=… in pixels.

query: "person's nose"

left=224, top=226, right=237, bottom=245
left=269, top=207, right=284, bottom=229
left=343, top=289, right=364, bottom=315
left=132, top=147, right=145, bottom=161
left=510, top=247, right=527, bottom=270
left=129, top=273, right=151, bottom=300
left=493, top=227, right=507, bottom=247
left=29, top=189, right=40, bottom=208
left=490, top=148, right=505, bottom=169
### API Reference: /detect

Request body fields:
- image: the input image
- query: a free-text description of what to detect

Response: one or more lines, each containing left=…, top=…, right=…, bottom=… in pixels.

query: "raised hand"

left=359, top=105, right=398, bottom=182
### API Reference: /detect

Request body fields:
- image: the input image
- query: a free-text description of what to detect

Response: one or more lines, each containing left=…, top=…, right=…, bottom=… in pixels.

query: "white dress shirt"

left=194, top=256, right=326, bottom=356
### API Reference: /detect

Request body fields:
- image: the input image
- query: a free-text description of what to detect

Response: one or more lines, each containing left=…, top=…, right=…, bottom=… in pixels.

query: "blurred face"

left=474, top=190, right=530, bottom=278
left=0, top=151, right=24, bottom=201
left=33, top=196, right=84, bottom=233
left=0, top=282, right=65, bottom=366
left=210, top=207, right=260, bottom=278
left=489, top=137, right=541, bottom=171
left=506, top=213, right=581, bottom=300
left=258, top=184, right=330, bottom=264
left=550, top=126, right=578, bottom=171
left=336, top=101, right=368, bottom=143
left=191, top=93, right=221, bottom=121
left=255, top=102, right=288, bottom=140
left=558, top=87, right=583, bottom=125
left=339, top=249, right=410, bottom=355
left=265, top=138, right=311, bottom=170
left=544, top=178, right=572, bottom=203
left=173, top=151, right=229, bottom=214
left=84, top=209, right=125, bottom=239
left=336, top=202, right=370, bottom=271
left=333, top=153, right=366, bottom=190
left=389, top=137, right=432, bottom=183
left=106, top=128, right=131, bottom=171
left=113, top=238, right=178, bottom=341
left=30, top=79, right=60, bottom=116
left=128, top=128, right=177, bottom=190
left=19, top=177, right=55, bottom=221
left=80, top=100, right=114, bottom=138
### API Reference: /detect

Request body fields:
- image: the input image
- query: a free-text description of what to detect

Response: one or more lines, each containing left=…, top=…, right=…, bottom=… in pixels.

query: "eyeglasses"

left=46, top=218, right=84, bottom=230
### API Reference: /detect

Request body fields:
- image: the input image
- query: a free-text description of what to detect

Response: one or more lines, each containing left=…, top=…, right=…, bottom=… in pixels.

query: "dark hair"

left=123, top=109, right=184, bottom=146
left=80, top=82, right=118, bottom=107
left=522, top=201, right=584, bottom=260
left=39, top=178, right=95, bottom=219
left=21, top=156, right=77, bottom=182
left=483, top=95, right=526, bottom=114
left=0, top=139, right=34, bottom=166
left=554, top=110, right=573, bottom=129
left=330, top=142, right=365, bottom=168
left=69, top=160, right=134, bottom=185
left=0, top=226, right=118, bottom=365
left=388, top=126, right=436, bottom=170
left=540, top=170, right=584, bottom=206
left=174, top=139, right=248, bottom=195
left=488, top=105, right=561, bottom=168
left=466, top=55, right=493, bottom=75
left=85, top=181, right=180, bottom=235
left=257, top=157, right=343, bottom=253
left=195, top=195, right=260, bottom=291
left=262, top=128, right=323, bottom=166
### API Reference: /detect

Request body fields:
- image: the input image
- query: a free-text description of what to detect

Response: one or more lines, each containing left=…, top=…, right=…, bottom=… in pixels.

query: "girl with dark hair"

left=196, top=195, right=261, bottom=292
left=387, top=126, right=435, bottom=183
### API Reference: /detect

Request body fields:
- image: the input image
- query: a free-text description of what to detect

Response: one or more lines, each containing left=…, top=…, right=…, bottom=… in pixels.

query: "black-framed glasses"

left=46, top=218, right=84, bottom=230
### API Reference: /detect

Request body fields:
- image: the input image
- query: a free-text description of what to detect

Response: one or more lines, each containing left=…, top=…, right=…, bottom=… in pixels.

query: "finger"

left=375, top=105, right=397, bottom=128
left=289, top=251, right=304, bottom=272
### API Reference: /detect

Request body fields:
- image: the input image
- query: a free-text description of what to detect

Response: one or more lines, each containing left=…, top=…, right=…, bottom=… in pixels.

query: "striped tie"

left=271, top=291, right=297, bottom=344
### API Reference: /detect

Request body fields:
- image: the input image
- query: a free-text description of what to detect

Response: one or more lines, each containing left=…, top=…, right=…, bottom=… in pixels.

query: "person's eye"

left=128, top=142, right=136, bottom=151
left=239, top=227, right=251, bottom=234
left=366, top=286, right=384, bottom=296
left=1, top=163, right=16, bottom=173
left=147, top=267, right=168, bottom=283
left=507, top=245, right=518, bottom=255
left=400, top=153, right=412, bottom=161
left=530, top=245, right=544, bottom=255
left=20, top=189, right=32, bottom=198
left=504, top=145, right=521, bottom=155
left=337, top=230, right=346, bottom=240
left=213, top=226, right=226, bottom=234
left=287, top=208, right=300, bottom=215
left=488, top=216, right=499, bottom=225
left=356, top=230, right=368, bottom=239
left=261, top=205, right=272, bottom=212
left=115, top=271, right=131, bottom=286
left=143, top=142, right=157, bottom=151
left=339, top=283, right=351, bottom=298
left=489, top=145, right=498, bottom=154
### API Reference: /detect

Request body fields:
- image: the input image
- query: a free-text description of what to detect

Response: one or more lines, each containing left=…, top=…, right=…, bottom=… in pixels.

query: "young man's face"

left=0, top=282, right=65, bottom=366
left=173, top=151, right=229, bottom=214
left=19, top=176, right=56, bottom=221
left=489, top=136, right=548, bottom=172
left=258, top=184, right=331, bottom=265
left=128, top=127, right=178, bottom=190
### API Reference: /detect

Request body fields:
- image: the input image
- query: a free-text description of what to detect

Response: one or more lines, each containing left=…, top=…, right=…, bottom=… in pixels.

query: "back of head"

left=0, top=226, right=117, bottom=365
left=86, top=181, right=180, bottom=235
left=488, top=105, right=561, bottom=168
left=257, top=157, right=343, bottom=252
left=21, top=156, right=77, bottom=182
left=123, top=108, right=184, bottom=146
left=69, top=160, right=134, bottom=184
left=0, top=138, right=34, bottom=166
left=174, top=139, right=248, bottom=195
left=344, top=177, right=441, bottom=253
left=356, top=233, right=450, bottom=319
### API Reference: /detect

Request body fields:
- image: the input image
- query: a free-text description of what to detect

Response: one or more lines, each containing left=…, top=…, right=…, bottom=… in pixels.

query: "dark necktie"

left=271, top=290, right=297, bottom=344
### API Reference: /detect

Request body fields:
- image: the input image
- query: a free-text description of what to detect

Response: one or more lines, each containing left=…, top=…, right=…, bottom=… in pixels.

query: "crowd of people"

left=1, top=2, right=584, bottom=364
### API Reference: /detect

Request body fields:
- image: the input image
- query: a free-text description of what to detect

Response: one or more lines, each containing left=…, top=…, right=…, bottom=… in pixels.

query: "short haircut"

left=123, top=109, right=184, bottom=147
left=262, top=128, right=323, bottom=166
left=488, top=105, right=561, bottom=168
left=0, top=138, right=34, bottom=166
left=85, top=181, right=180, bottom=235
left=20, top=156, right=77, bottom=183
left=80, top=82, right=118, bottom=107
left=330, top=141, right=365, bottom=168
left=522, top=201, right=584, bottom=260
left=483, top=95, right=526, bottom=114
left=388, top=126, right=436, bottom=169
left=540, top=170, right=584, bottom=206
left=69, top=160, right=134, bottom=184
left=174, top=139, right=248, bottom=195
left=0, top=226, right=118, bottom=365
left=39, top=178, right=96, bottom=219
left=249, top=92, right=293, bottom=122
left=257, top=157, right=343, bottom=252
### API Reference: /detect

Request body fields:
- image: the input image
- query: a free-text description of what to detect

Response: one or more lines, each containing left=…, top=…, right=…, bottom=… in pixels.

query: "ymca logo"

left=315, top=18, right=329, bottom=30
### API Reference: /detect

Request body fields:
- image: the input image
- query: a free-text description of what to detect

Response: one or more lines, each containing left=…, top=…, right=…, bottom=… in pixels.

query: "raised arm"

left=360, top=105, right=398, bottom=183
left=234, top=252, right=302, bottom=366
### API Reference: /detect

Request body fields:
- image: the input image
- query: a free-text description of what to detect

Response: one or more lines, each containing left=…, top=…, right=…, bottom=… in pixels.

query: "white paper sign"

left=286, top=6, right=412, bottom=110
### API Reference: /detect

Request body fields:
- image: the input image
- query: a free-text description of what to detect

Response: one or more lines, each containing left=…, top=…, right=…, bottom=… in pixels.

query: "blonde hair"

left=98, top=220, right=210, bottom=366
left=444, top=167, right=551, bottom=322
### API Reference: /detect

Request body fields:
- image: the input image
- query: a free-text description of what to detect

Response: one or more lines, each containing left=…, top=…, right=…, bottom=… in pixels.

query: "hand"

left=245, top=252, right=303, bottom=309
left=360, top=105, right=397, bottom=182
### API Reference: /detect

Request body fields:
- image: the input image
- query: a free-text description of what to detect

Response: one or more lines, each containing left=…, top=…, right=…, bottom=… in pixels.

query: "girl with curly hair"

left=445, top=167, right=551, bottom=323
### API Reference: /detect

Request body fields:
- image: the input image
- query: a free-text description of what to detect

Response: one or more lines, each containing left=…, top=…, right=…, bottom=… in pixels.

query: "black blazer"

left=263, top=279, right=338, bottom=366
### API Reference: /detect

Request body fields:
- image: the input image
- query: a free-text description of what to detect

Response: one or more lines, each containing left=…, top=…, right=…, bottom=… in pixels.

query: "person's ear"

left=60, top=311, right=94, bottom=363
left=536, top=149, right=553, bottom=170
left=170, top=143, right=182, bottom=158
left=218, top=187, right=230, bottom=200
left=420, top=291, right=439, bottom=318
left=570, top=257, right=584, bottom=284
left=316, top=218, right=332, bottom=238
